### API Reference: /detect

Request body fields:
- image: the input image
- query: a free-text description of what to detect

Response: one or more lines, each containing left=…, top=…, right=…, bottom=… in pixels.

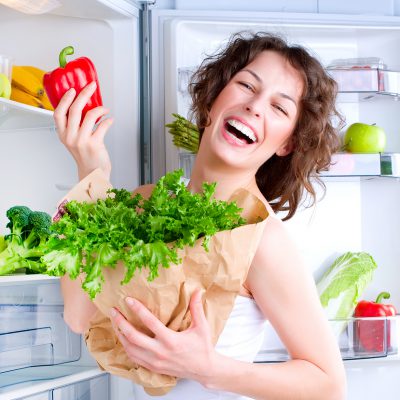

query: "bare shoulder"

left=132, top=184, right=155, bottom=200
left=245, top=213, right=317, bottom=314
left=250, top=215, right=303, bottom=278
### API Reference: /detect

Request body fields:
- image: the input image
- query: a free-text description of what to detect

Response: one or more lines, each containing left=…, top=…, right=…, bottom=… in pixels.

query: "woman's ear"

left=276, top=139, right=294, bottom=157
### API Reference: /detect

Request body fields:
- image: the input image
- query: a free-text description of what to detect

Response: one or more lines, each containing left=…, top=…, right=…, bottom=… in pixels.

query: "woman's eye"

left=239, top=82, right=253, bottom=91
left=273, top=104, right=288, bottom=116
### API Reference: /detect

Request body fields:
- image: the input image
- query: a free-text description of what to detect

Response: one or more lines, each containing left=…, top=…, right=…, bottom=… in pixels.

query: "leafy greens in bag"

left=41, top=169, right=246, bottom=299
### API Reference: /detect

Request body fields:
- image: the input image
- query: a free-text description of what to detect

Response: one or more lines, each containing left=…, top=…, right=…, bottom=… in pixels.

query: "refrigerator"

left=0, top=0, right=400, bottom=398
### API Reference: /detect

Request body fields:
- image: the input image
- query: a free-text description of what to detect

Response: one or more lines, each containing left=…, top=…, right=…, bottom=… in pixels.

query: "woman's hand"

left=53, top=81, right=113, bottom=181
left=110, top=290, right=217, bottom=385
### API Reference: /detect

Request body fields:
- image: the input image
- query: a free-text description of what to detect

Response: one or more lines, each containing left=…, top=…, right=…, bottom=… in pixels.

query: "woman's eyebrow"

left=241, top=68, right=298, bottom=108
left=242, top=68, right=262, bottom=82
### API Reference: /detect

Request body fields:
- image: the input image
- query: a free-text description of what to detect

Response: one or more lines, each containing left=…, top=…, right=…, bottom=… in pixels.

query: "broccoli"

left=0, top=206, right=52, bottom=275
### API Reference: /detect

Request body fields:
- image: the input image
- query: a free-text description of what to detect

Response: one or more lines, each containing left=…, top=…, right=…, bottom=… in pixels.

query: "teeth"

left=226, top=119, right=256, bottom=142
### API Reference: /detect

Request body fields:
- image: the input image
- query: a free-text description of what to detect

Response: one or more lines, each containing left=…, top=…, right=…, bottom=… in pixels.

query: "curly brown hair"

left=189, top=32, right=343, bottom=220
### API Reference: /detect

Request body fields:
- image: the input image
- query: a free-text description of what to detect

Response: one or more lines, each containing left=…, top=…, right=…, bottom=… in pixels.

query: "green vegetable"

left=317, top=251, right=377, bottom=321
left=165, top=113, right=200, bottom=153
left=0, top=235, right=6, bottom=252
left=42, top=169, right=246, bottom=299
left=0, top=206, right=52, bottom=275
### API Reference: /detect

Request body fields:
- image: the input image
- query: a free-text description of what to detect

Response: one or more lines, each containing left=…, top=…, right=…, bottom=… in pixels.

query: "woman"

left=55, top=32, right=346, bottom=399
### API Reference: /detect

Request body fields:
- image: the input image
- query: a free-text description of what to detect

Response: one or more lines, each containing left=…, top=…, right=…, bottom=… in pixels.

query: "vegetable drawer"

left=0, top=280, right=80, bottom=380
left=255, top=316, right=399, bottom=363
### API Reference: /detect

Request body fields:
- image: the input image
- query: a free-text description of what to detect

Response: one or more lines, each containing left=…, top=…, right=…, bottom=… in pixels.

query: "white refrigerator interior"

left=0, top=1, right=140, bottom=399
left=153, top=9, right=400, bottom=400
left=1, top=1, right=400, bottom=399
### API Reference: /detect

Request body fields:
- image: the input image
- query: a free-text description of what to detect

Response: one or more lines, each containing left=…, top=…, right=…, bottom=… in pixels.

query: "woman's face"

left=202, top=50, right=304, bottom=171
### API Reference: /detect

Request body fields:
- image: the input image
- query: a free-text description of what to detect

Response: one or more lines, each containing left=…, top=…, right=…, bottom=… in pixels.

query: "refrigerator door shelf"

left=0, top=98, right=54, bottom=132
left=0, top=366, right=108, bottom=400
left=180, top=151, right=386, bottom=178
left=0, top=280, right=80, bottom=379
left=321, top=152, right=381, bottom=177
left=255, top=316, right=399, bottom=363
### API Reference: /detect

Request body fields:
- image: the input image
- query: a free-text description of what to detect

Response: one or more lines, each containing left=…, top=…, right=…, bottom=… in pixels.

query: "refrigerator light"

left=0, top=0, right=61, bottom=14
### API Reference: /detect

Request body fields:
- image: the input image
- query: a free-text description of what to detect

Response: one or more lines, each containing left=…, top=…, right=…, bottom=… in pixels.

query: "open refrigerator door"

left=146, top=8, right=400, bottom=399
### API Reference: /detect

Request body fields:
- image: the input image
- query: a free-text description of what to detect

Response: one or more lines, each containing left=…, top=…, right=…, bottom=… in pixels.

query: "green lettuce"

left=41, top=169, right=246, bottom=299
left=317, top=251, right=377, bottom=321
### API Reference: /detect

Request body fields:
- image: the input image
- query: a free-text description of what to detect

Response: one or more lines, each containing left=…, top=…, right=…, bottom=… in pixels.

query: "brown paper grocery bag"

left=55, top=169, right=269, bottom=396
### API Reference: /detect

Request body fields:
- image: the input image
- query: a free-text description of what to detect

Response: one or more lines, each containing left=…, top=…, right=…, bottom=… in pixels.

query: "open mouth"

left=224, top=119, right=257, bottom=144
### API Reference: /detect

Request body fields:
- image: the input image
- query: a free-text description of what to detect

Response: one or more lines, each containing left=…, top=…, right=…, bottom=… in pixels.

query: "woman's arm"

left=60, top=275, right=98, bottom=334
left=54, top=82, right=114, bottom=332
left=204, top=216, right=346, bottom=399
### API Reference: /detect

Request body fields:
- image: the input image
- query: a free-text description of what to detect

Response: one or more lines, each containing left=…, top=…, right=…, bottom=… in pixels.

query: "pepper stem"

left=59, top=46, right=74, bottom=68
left=375, top=291, right=390, bottom=304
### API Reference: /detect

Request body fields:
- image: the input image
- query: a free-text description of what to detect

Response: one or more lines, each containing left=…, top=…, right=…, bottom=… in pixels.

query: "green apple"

left=0, top=73, right=11, bottom=99
left=344, top=122, right=386, bottom=153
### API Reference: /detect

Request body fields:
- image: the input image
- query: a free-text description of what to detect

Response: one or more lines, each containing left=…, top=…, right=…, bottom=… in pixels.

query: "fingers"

left=67, top=81, right=97, bottom=132
left=92, top=117, right=114, bottom=143
left=79, top=106, right=110, bottom=140
left=110, top=307, right=154, bottom=349
left=189, top=289, right=208, bottom=331
left=124, top=297, right=167, bottom=338
left=53, top=88, right=76, bottom=137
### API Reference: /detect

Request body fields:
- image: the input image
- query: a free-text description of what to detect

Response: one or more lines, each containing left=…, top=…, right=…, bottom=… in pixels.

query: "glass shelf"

left=178, top=151, right=400, bottom=179
left=0, top=98, right=54, bottom=131
left=0, top=366, right=107, bottom=400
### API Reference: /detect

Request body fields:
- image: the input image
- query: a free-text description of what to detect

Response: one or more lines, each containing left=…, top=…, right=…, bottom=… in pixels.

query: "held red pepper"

left=354, top=292, right=397, bottom=353
left=43, top=46, right=103, bottom=122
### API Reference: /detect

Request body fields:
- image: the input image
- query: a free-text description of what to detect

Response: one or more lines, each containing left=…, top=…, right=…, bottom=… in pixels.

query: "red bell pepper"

left=354, top=291, right=397, bottom=353
left=43, top=46, right=103, bottom=122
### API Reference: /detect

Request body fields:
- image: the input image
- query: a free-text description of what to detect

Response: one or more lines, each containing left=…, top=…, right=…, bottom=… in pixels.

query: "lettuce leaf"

left=317, top=251, right=377, bottom=321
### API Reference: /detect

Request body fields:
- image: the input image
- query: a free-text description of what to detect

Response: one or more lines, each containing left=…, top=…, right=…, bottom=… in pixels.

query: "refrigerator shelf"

left=255, top=316, right=399, bottom=363
left=0, top=366, right=108, bottom=400
left=179, top=151, right=400, bottom=178
left=0, top=98, right=54, bottom=131
left=0, top=275, right=59, bottom=286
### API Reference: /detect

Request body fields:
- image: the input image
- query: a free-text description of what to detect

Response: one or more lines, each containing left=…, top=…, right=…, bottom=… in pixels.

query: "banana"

left=10, top=86, right=44, bottom=108
left=40, top=93, right=54, bottom=111
left=19, top=66, right=54, bottom=110
left=20, top=65, right=46, bottom=82
left=12, top=66, right=44, bottom=98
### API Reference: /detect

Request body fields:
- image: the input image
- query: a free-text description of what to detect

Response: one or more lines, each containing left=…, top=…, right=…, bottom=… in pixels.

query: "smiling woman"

left=190, top=32, right=343, bottom=219
left=54, top=31, right=346, bottom=400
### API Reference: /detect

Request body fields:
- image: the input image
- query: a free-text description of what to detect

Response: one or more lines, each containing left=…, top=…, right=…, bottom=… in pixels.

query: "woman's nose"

left=244, top=100, right=261, bottom=118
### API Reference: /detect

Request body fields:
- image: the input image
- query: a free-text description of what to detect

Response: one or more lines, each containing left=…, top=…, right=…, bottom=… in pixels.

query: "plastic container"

left=327, top=57, right=400, bottom=96
left=0, top=54, right=13, bottom=81
left=0, top=281, right=81, bottom=380
left=321, top=153, right=381, bottom=176
left=254, top=316, right=399, bottom=363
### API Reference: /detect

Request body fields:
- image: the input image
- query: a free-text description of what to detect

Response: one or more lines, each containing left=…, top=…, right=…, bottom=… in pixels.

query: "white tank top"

left=133, top=295, right=266, bottom=400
